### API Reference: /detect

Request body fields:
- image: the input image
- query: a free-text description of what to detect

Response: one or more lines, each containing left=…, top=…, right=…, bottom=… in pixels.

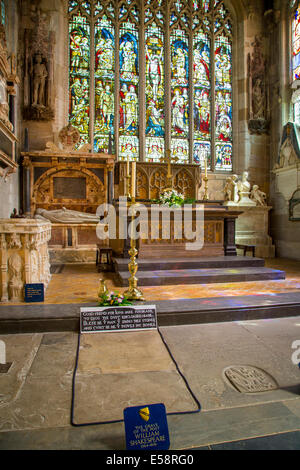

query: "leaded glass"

left=1, top=0, right=5, bottom=25
left=119, top=18, right=139, bottom=160
left=214, top=35, right=232, bottom=171
left=171, top=138, right=189, bottom=163
left=94, top=14, right=114, bottom=152
left=67, top=0, right=233, bottom=170
left=171, top=27, right=189, bottom=163
left=293, top=4, right=300, bottom=80
left=69, top=12, right=90, bottom=146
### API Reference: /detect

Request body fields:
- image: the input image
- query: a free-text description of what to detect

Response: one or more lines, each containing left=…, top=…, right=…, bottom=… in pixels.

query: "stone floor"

left=0, top=316, right=300, bottom=450
left=3, top=257, right=299, bottom=306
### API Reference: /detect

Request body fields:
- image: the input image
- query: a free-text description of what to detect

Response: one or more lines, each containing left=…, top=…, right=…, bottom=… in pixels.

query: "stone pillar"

left=22, top=156, right=31, bottom=216
left=0, top=219, right=52, bottom=302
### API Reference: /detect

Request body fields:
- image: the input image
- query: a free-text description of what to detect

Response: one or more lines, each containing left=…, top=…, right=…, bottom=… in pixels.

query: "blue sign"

left=123, top=403, right=170, bottom=450
left=24, top=283, right=44, bottom=303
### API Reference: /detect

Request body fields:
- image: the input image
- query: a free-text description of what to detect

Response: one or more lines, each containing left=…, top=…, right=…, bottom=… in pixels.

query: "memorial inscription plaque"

left=80, top=305, right=157, bottom=333
left=53, top=177, right=86, bottom=199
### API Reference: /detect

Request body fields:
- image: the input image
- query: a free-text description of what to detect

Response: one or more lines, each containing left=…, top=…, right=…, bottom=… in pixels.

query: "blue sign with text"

left=123, top=403, right=170, bottom=451
left=24, top=283, right=44, bottom=303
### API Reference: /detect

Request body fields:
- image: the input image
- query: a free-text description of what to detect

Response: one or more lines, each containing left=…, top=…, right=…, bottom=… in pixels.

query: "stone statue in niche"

left=23, top=4, right=54, bottom=121
left=248, top=36, right=269, bottom=134
left=32, top=53, right=48, bottom=108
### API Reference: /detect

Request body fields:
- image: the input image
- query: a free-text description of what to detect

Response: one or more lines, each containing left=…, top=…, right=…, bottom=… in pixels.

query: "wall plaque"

left=53, top=177, right=86, bottom=199
left=24, top=283, right=44, bottom=302
left=80, top=305, right=157, bottom=333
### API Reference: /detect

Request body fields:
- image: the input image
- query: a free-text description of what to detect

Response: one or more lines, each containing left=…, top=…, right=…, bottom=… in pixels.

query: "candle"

left=131, top=161, right=136, bottom=198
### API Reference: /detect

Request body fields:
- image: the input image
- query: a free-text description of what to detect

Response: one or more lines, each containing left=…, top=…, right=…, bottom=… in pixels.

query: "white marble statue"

left=236, top=170, right=255, bottom=206
left=34, top=207, right=100, bottom=224
left=250, top=185, right=267, bottom=206
left=223, top=174, right=240, bottom=205
left=223, top=171, right=265, bottom=207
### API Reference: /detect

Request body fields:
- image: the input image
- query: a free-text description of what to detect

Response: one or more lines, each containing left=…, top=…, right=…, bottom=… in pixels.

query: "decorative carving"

left=136, top=168, right=148, bottom=199
left=150, top=169, right=168, bottom=199
left=117, top=162, right=201, bottom=201
left=174, top=169, right=194, bottom=198
left=23, top=6, right=54, bottom=121
left=59, top=124, right=81, bottom=151
left=8, top=233, right=22, bottom=249
left=248, top=36, right=269, bottom=134
left=8, top=253, right=23, bottom=302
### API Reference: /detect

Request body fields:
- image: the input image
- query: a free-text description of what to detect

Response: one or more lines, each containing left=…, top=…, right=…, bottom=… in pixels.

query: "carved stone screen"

left=53, top=177, right=86, bottom=199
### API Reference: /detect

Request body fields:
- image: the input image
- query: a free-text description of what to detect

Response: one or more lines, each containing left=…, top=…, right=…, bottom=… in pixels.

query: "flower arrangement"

left=98, top=290, right=132, bottom=306
left=153, top=189, right=195, bottom=207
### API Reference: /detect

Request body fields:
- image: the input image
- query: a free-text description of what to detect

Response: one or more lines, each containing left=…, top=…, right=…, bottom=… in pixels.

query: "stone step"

left=114, top=256, right=265, bottom=272
left=115, top=266, right=285, bottom=287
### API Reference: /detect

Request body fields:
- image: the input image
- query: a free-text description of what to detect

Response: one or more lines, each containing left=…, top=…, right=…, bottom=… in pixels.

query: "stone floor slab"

left=77, top=330, right=176, bottom=374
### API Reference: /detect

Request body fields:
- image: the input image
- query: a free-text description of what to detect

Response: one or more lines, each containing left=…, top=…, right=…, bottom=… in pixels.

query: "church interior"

left=0, top=0, right=300, bottom=451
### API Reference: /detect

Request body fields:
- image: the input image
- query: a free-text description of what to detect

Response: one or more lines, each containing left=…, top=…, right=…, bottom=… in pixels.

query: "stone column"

left=22, top=156, right=31, bottom=216
left=0, top=219, right=52, bottom=302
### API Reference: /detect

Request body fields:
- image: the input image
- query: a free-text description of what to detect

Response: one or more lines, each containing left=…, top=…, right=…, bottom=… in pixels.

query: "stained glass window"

left=119, top=18, right=139, bottom=161
left=68, top=0, right=233, bottom=170
left=145, top=22, right=165, bottom=162
left=69, top=12, right=90, bottom=147
left=293, top=2, right=300, bottom=81
left=94, top=14, right=115, bottom=152
left=1, top=0, right=5, bottom=26
left=214, top=35, right=233, bottom=171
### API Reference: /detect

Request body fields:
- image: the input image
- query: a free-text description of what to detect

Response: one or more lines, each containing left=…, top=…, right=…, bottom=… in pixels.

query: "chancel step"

left=115, top=266, right=285, bottom=287
left=114, top=256, right=265, bottom=272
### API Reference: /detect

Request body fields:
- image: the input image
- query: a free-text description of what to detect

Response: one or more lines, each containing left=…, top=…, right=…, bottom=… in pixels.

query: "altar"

left=110, top=202, right=242, bottom=259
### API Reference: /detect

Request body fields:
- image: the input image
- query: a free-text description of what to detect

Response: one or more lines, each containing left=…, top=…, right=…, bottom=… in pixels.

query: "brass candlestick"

left=125, top=175, right=131, bottom=198
left=203, top=175, right=209, bottom=201
left=124, top=196, right=145, bottom=301
left=160, top=149, right=179, bottom=191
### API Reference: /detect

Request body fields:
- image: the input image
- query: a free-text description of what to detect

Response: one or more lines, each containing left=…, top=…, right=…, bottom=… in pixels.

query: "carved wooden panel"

left=116, top=161, right=201, bottom=200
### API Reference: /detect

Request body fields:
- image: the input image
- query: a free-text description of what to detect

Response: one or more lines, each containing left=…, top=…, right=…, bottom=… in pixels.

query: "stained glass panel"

left=171, top=27, right=189, bottom=163
left=69, top=12, right=90, bottom=146
left=119, top=135, right=139, bottom=161
left=214, top=35, right=232, bottom=170
left=1, top=0, right=5, bottom=25
left=94, top=13, right=114, bottom=152
left=145, top=23, right=165, bottom=165
left=119, top=20, right=139, bottom=160
left=193, top=141, right=211, bottom=167
left=171, top=138, right=189, bottom=164
left=146, top=137, right=165, bottom=163
left=293, top=4, right=300, bottom=80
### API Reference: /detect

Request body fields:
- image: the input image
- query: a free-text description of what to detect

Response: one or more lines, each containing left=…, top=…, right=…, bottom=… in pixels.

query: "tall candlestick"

left=131, top=161, right=136, bottom=199
left=205, top=156, right=207, bottom=177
